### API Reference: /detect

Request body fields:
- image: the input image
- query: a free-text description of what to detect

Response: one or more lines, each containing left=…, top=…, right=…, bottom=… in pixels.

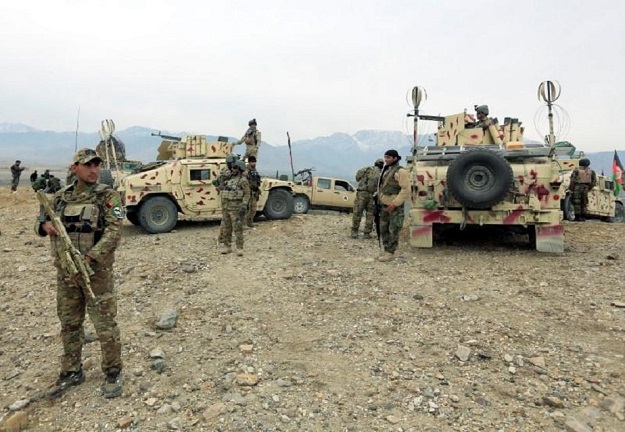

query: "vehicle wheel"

left=292, top=195, right=310, bottom=214
left=562, top=194, right=575, bottom=221
left=99, top=169, right=114, bottom=187
left=263, top=189, right=294, bottom=220
left=609, top=200, right=625, bottom=223
left=126, top=210, right=140, bottom=226
left=138, top=196, right=178, bottom=233
left=446, top=149, right=513, bottom=209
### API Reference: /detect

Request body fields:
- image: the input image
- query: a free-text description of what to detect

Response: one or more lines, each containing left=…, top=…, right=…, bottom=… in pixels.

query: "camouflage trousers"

left=247, top=190, right=259, bottom=225
left=242, top=145, right=259, bottom=161
left=221, top=207, right=245, bottom=248
left=572, top=184, right=591, bottom=215
left=379, top=204, right=404, bottom=254
left=10, top=176, right=19, bottom=191
left=56, top=266, right=122, bottom=375
left=351, top=191, right=375, bottom=234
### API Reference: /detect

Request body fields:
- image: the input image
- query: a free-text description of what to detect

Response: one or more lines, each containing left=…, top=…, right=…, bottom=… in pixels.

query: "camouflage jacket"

left=37, top=182, right=124, bottom=268
left=246, top=167, right=261, bottom=191
left=213, top=167, right=233, bottom=190
left=221, top=175, right=250, bottom=211
left=570, top=167, right=597, bottom=188
left=355, top=165, right=381, bottom=193
left=10, top=164, right=25, bottom=178
left=378, top=163, right=410, bottom=206
left=235, top=128, right=261, bottom=148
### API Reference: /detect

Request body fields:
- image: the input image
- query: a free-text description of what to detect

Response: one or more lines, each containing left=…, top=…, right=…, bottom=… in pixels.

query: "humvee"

left=408, top=81, right=566, bottom=253
left=555, top=143, right=625, bottom=222
left=119, top=135, right=295, bottom=233
left=290, top=168, right=356, bottom=214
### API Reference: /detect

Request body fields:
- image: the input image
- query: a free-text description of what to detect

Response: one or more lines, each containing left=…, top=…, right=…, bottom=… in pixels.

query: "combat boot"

left=48, top=368, right=85, bottom=398
left=220, top=245, right=232, bottom=254
left=101, top=371, right=122, bottom=399
left=351, top=230, right=358, bottom=239
left=236, top=248, right=244, bottom=257
left=378, top=252, right=395, bottom=262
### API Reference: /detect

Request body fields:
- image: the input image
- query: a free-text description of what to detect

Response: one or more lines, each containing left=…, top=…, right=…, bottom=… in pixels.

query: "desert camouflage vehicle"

left=118, top=135, right=295, bottom=233
left=290, top=168, right=356, bottom=214
left=408, top=81, right=567, bottom=253
left=555, top=143, right=625, bottom=222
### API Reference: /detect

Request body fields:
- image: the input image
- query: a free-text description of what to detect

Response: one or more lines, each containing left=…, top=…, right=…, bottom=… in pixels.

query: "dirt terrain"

left=0, top=185, right=624, bottom=432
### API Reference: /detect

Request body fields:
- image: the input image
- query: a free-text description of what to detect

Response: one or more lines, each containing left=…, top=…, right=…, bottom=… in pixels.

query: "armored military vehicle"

left=408, top=81, right=566, bottom=252
left=119, top=135, right=295, bottom=233
left=290, top=168, right=356, bottom=214
left=555, top=143, right=625, bottom=222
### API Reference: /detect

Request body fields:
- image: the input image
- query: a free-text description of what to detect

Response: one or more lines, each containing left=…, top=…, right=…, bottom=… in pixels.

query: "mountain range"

left=0, top=122, right=620, bottom=182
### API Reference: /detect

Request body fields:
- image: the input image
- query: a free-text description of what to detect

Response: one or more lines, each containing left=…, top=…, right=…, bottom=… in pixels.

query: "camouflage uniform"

left=570, top=166, right=597, bottom=218
left=214, top=166, right=234, bottom=244
left=234, top=124, right=261, bottom=161
left=36, top=179, right=124, bottom=381
left=219, top=174, right=250, bottom=251
left=10, top=162, right=25, bottom=191
left=351, top=165, right=381, bottom=238
left=378, top=162, right=410, bottom=256
left=246, top=165, right=261, bottom=227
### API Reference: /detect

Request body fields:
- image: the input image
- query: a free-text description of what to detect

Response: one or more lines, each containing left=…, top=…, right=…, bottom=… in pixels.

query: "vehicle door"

left=179, top=161, right=221, bottom=213
left=311, top=177, right=335, bottom=206
left=329, top=179, right=356, bottom=209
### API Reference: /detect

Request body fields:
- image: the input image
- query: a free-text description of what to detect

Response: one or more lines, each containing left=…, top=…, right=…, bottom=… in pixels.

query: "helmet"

left=234, top=160, right=247, bottom=171
left=579, top=158, right=590, bottom=167
left=225, top=154, right=237, bottom=164
left=374, top=158, right=384, bottom=168
left=475, top=105, right=489, bottom=116
left=248, top=118, right=257, bottom=126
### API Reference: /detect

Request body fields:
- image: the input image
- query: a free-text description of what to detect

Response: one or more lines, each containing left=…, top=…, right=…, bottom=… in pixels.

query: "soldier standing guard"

left=376, top=150, right=410, bottom=262
left=36, top=148, right=124, bottom=399
left=10, top=160, right=26, bottom=192
left=214, top=154, right=238, bottom=247
left=351, top=158, right=383, bottom=239
left=219, top=160, right=250, bottom=256
left=569, top=157, right=597, bottom=221
left=246, top=156, right=261, bottom=228
left=234, top=118, right=261, bottom=161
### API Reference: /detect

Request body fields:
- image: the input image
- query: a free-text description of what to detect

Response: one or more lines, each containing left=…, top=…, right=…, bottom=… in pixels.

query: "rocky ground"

left=0, top=185, right=624, bottom=432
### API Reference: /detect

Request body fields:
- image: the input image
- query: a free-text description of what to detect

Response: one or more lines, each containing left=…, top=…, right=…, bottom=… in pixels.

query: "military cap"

left=579, top=158, right=590, bottom=167
left=72, top=148, right=102, bottom=165
left=384, top=149, right=401, bottom=159
left=248, top=155, right=257, bottom=162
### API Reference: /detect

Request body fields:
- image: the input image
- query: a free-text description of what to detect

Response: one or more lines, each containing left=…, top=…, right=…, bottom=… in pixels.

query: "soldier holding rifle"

left=35, top=148, right=124, bottom=399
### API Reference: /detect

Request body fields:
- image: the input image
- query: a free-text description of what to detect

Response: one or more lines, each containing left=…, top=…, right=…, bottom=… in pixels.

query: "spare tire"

left=446, top=149, right=513, bottom=209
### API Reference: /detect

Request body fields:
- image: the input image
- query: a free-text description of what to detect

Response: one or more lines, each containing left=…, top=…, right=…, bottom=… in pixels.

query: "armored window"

left=190, top=169, right=211, bottom=181
left=334, top=180, right=352, bottom=192
left=317, top=178, right=331, bottom=190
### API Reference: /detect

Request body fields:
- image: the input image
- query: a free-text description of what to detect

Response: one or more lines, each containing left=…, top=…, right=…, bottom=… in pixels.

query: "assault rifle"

left=151, top=131, right=182, bottom=142
left=373, top=193, right=381, bottom=246
left=36, top=191, right=95, bottom=299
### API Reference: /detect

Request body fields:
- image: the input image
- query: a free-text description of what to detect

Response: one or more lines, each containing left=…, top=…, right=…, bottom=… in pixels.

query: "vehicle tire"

left=126, top=210, right=140, bottom=226
left=446, top=149, right=513, bottom=209
left=292, top=195, right=310, bottom=214
left=99, top=169, right=114, bottom=187
left=609, top=200, right=625, bottom=223
left=562, top=194, right=575, bottom=221
left=263, top=189, right=294, bottom=220
left=138, top=196, right=178, bottom=233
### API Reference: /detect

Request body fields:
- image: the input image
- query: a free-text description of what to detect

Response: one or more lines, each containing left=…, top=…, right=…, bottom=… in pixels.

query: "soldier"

left=214, top=154, right=238, bottom=246
left=376, top=150, right=410, bottom=262
left=30, top=170, right=38, bottom=183
left=234, top=118, right=261, bottom=161
left=569, top=157, right=597, bottom=221
left=466, top=105, right=493, bottom=129
left=246, top=156, right=261, bottom=228
left=351, top=158, right=383, bottom=239
left=36, top=148, right=124, bottom=399
left=10, top=160, right=26, bottom=192
left=219, top=160, right=250, bottom=256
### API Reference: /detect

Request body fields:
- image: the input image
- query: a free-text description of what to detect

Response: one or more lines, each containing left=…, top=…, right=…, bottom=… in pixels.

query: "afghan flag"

left=613, top=150, right=624, bottom=196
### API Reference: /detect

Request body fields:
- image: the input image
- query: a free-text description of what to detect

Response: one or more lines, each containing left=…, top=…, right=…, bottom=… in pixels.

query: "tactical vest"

left=53, top=184, right=109, bottom=255
left=575, top=168, right=592, bottom=184
left=221, top=177, right=246, bottom=201
left=247, top=168, right=261, bottom=189
left=380, top=164, right=402, bottom=196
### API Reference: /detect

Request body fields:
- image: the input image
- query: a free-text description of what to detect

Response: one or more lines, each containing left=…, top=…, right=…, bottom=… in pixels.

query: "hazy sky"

left=1, top=0, right=623, bottom=151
